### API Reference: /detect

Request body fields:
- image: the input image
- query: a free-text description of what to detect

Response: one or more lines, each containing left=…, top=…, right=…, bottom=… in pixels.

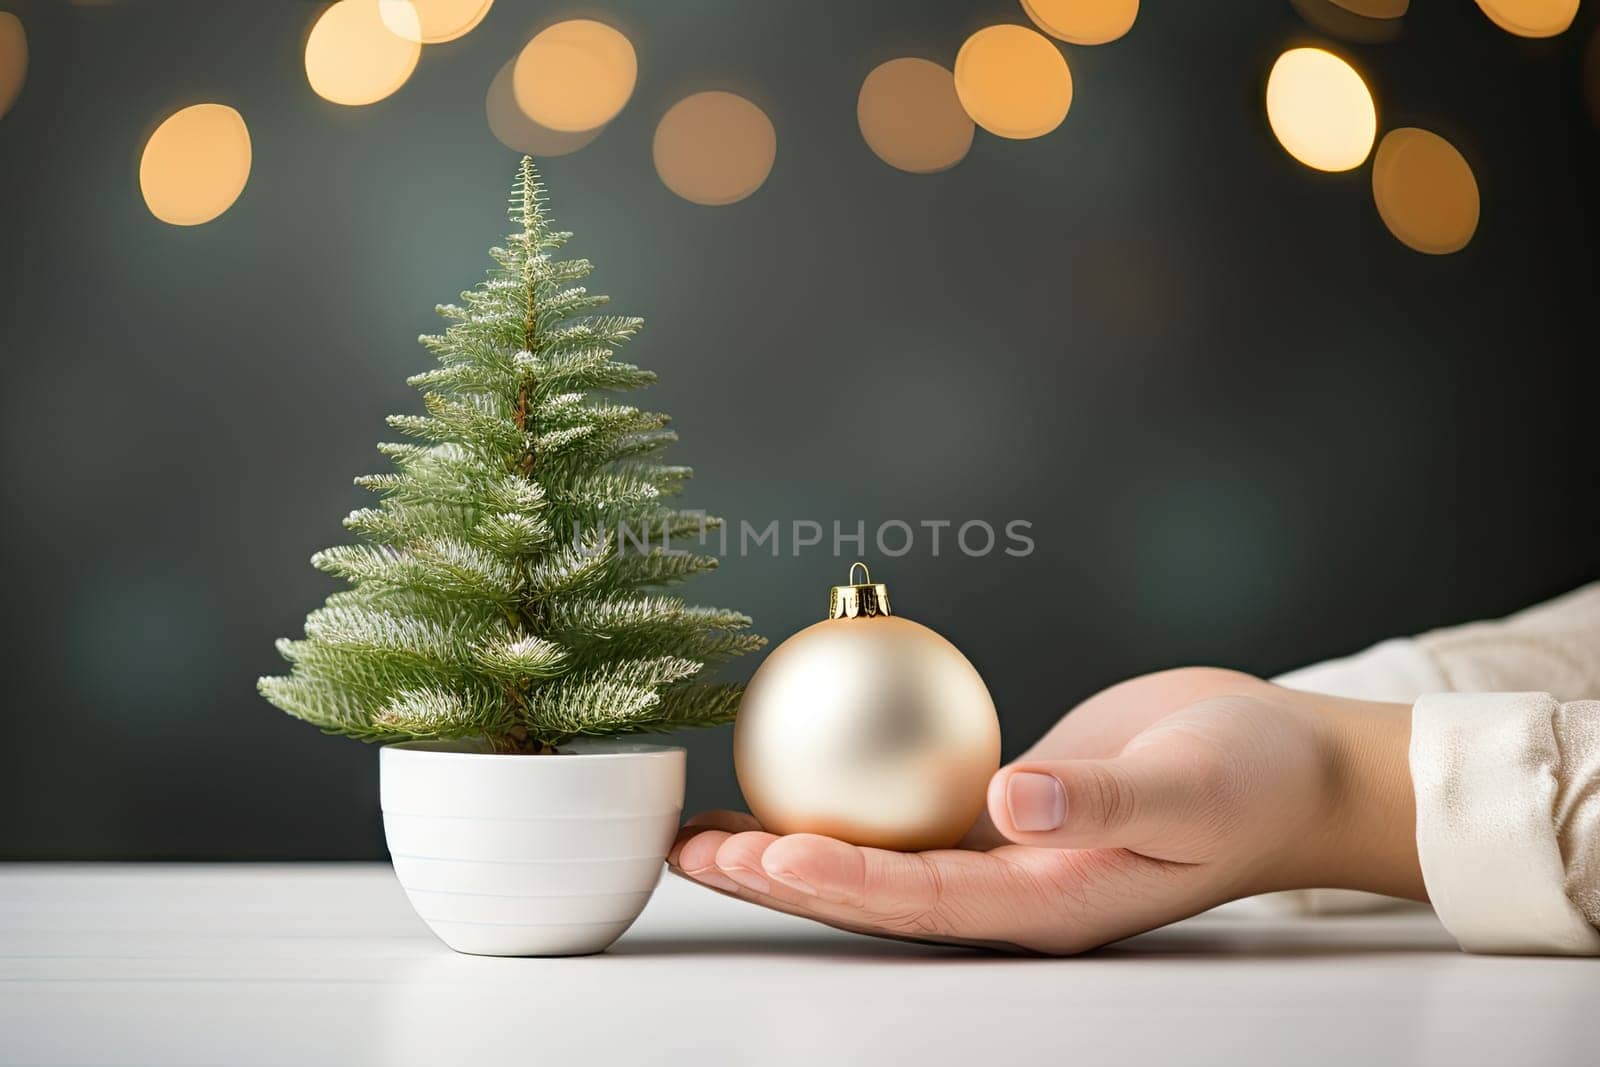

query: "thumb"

left=988, top=747, right=1218, bottom=853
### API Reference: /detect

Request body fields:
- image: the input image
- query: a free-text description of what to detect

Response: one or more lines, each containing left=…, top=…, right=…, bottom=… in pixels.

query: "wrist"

left=1312, top=696, right=1426, bottom=900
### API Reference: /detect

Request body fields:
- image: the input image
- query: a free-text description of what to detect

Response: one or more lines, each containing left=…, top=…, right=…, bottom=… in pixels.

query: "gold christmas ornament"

left=734, top=564, right=1002, bottom=851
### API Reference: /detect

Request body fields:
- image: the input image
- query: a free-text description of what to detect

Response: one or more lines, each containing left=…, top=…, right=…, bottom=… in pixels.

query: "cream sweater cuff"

left=1411, top=692, right=1600, bottom=955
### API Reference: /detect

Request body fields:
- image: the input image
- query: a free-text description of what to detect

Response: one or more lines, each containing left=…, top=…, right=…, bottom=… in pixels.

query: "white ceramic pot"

left=379, top=739, right=685, bottom=957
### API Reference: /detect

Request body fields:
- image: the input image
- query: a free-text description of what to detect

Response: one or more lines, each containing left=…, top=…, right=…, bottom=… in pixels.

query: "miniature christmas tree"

left=260, top=159, right=763, bottom=753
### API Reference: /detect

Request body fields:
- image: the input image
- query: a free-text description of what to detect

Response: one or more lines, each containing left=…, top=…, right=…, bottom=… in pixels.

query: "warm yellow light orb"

left=0, top=12, right=26, bottom=120
left=379, top=0, right=492, bottom=44
left=1021, top=0, right=1139, bottom=46
left=1372, top=127, right=1479, bottom=255
left=954, top=24, right=1073, bottom=139
left=1265, top=47, right=1376, bottom=172
left=1330, top=0, right=1408, bottom=14
left=513, top=20, right=637, bottom=134
left=1475, top=0, right=1578, bottom=38
left=305, top=0, right=421, bottom=107
left=486, top=58, right=603, bottom=157
left=857, top=58, right=974, bottom=174
left=139, top=104, right=253, bottom=226
left=653, top=91, right=777, bottom=206
left=1290, top=0, right=1406, bottom=44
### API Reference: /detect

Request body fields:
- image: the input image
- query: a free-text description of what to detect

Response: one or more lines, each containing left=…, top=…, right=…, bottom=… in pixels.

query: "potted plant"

left=260, top=159, right=763, bottom=956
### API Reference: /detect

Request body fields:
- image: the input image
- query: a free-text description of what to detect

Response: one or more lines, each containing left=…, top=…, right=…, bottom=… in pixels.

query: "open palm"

left=670, top=668, right=1415, bottom=953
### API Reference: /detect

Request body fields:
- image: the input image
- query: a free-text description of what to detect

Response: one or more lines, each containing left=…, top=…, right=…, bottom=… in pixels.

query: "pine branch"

left=611, top=547, right=720, bottom=588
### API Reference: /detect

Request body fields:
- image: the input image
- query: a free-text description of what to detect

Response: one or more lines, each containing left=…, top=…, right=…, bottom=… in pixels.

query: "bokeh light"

left=1474, top=0, right=1578, bottom=38
left=1371, top=128, right=1479, bottom=254
left=379, top=0, right=492, bottom=44
left=653, top=91, right=776, bottom=206
left=305, top=0, right=421, bottom=107
left=0, top=12, right=25, bottom=120
left=857, top=58, right=974, bottom=174
left=1020, top=0, right=1139, bottom=46
left=513, top=20, right=637, bottom=133
left=486, top=58, right=603, bottom=157
left=1291, top=0, right=1405, bottom=43
left=953, top=24, right=1073, bottom=139
left=139, top=104, right=253, bottom=226
left=1329, top=0, right=1408, bottom=14
left=1265, top=47, right=1376, bottom=172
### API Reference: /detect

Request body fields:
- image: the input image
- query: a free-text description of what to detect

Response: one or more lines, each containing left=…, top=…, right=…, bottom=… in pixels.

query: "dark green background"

left=2, top=0, right=1596, bottom=858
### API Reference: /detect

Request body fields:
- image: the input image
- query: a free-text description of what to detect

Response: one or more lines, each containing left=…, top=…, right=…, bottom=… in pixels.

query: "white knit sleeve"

left=1411, top=692, right=1600, bottom=955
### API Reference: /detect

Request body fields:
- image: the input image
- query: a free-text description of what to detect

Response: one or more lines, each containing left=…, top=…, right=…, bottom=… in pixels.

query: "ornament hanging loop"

left=829, top=561, right=892, bottom=620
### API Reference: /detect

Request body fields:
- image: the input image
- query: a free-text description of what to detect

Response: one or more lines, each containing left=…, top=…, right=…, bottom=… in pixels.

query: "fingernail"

left=766, top=868, right=818, bottom=897
left=1007, top=772, right=1066, bottom=832
left=667, top=831, right=703, bottom=867
left=722, top=865, right=770, bottom=895
left=684, top=866, right=741, bottom=894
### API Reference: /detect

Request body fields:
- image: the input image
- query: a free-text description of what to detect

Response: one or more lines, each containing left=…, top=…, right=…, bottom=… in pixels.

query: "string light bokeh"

left=305, top=0, right=421, bottom=107
left=857, top=58, right=974, bottom=174
left=954, top=24, right=1073, bottom=139
left=1475, top=0, right=1580, bottom=38
left=1, top=3, right=1587, bottom=246
left=652, top=91, right=777, bottom=206
left=512, top=19, right=637, bottom=134
left=486, top=58, right=604, bottom=158
left=1265, top=47, right=1377, bottom=172
left=379, top=0, right=492, bottom=44
left=0, top=11, right=24, bottom=120
left=1290, top=0, right=1406, bottom=43
left=138, top=104, right=253, bottom=226
left=1372, top=128, right=1480, bottom=255
left=1329, top=0, right=1409, bottom=16
left=1021, top=0, right=1139, bottom=45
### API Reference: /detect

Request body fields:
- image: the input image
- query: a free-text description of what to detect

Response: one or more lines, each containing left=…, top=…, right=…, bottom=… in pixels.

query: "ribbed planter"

left=380, top=739, right=685, bottom=957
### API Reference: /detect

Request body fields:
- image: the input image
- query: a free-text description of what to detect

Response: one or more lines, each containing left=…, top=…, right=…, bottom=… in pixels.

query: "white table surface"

left=1, top=864, right=1592, bottom=1066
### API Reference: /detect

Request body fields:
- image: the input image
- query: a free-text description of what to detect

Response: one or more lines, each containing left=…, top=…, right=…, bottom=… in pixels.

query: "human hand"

left=670, top=668, right=1423, bottom=953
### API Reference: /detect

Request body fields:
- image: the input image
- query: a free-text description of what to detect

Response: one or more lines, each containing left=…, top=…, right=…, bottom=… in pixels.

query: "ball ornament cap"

left=734, top=563, right=1002, bottom=852
left=829, top=561, right=892, bottom=619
